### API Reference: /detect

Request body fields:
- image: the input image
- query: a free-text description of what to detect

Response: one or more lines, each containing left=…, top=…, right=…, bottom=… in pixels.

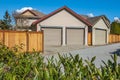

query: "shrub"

left=0, top=44, right=120, bottom=80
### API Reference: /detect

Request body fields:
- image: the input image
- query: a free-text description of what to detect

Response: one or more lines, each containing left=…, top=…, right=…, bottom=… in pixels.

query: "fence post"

left=26, top=31, right=29, bottom=52
left=42, top=30, right=44, bottom=52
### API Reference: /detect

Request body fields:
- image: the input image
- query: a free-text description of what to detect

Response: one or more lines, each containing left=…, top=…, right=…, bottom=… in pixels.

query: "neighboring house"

left=32, top=6, right=110, bottom=46
left=13, top=9, right=45, bottom=30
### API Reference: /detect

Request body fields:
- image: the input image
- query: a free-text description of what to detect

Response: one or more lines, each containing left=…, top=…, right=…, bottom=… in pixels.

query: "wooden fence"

left=88, top=33, right=120, bottom=45
left=88, top=32, right=92, bottom=45
left=109, top=34, right=120, bottom=43
left=0, top=30, right=43, bottom=52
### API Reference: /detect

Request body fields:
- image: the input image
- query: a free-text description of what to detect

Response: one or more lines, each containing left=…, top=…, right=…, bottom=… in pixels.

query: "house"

left=32, top=6, right=110, bottom=46
left=13, top=9, right=45, bottom=30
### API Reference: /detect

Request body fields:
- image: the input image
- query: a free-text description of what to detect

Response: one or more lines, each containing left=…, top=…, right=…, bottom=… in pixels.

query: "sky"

left=0, top=0, right=120, bottom=23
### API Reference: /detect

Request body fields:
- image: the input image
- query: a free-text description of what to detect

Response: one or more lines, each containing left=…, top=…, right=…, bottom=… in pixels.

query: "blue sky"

left=0, top=0, right=120, bottom=22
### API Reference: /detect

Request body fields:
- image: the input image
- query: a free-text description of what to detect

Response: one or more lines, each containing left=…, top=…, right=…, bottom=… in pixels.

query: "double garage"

left=42, top=27, right=85, bottom=46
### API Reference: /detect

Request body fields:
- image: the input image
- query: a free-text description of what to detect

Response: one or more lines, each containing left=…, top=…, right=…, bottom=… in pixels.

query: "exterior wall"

left=16, top=18, right=37, bottom=28
left=93, top=19, right=108, bottom=29
left=39, top=10, right=86, bottom=27
left=92, top=18, right=109, bottom=45
left=37, top=10, right=88, bottom=46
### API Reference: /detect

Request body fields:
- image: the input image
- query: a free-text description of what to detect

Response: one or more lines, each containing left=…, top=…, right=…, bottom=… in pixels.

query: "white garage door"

left=95, top=29, right=107, bottom=45
left=67, top=28, right=85, bottom=45
left=42, top=28, right=62, bottom=46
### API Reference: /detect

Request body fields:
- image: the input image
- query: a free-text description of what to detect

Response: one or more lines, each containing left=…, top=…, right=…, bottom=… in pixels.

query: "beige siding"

left=40, top=10, right=86, bottom=27
left=16, top=19, right=36, bottom=27
left=93, top=19, right=108, bottom=29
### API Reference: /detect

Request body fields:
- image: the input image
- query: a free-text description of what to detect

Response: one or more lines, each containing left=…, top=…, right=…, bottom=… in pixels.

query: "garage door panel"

left=42, top=28, right=62, bottom=46
left=95, top=29, right=106, bottom=45
left=67, top=28, right=84, bottom=45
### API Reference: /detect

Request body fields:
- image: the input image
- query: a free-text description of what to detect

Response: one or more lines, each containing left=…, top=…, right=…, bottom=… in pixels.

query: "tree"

left=110, top=21, right=120, bottom=34
left=0, top=20, right=8, bottom=29
left=0, top=10, right=12, bottom=29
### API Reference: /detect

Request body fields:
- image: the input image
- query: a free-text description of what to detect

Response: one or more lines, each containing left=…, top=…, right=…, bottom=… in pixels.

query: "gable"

left=93, top=18, right=108, bottom=29
left=22, top=11, right=35, bottom=16
left=39, top=10, right=87, bottom=27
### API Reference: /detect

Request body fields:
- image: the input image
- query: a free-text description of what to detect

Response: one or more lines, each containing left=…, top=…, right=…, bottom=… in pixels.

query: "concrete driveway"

left=43, top=43, right=120, bottom=67
left=44, top=45, right=89, bottom=54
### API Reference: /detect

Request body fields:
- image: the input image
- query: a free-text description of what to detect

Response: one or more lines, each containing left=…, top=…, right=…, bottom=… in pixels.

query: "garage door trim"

left=66, top=27, right=85, bottom=45
left=41, top=27, right=62, bottom=46
left=94, top=28, right=107, bottom=45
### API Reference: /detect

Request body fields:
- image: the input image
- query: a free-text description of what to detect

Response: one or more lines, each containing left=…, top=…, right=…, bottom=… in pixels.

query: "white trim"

left=93, top=28, right=108, bottom=45
left=106, top=30, right=109, bottom=44
left=37, top=24, right=40, bottom=31
left=66, top=27, right=86, bottom=45
left=85, top=26, right=88, bottom=45
left=66, top=26, right=86, bottom=29
left=92, top=28, right=95, bottom=45
left=62, top=27, right=66, bottom=46
left=40, top=25, right=62, bottom=28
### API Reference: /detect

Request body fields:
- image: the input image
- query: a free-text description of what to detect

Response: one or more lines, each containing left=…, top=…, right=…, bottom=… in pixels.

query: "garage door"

left=95, top=29, right=107, bottom=45
left=42, top=28, right=62, bottom=46
left=67, top=28, right=85, bottom=45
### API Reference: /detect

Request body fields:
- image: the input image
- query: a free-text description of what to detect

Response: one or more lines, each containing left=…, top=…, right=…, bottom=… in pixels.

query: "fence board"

left=28, top=32, right=43, bottom=52
left=88, top=32, right=92, bottom=45
left=0, top=30, right=43, bottom=52
left=109, top=34, right=120, bottom=43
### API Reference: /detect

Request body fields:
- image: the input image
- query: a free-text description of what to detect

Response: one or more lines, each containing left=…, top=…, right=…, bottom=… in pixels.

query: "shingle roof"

left=80, top=15, right=89, bottom=19
left=87, top=16, right=101, bottom=25
left=79, top=14, right=110, bottom=27
left=87, top=15, right=110, bottom=27
left=30, top=10, right=45, bottom=17
left=32, top=6, right=92, bottom=26
left=14, top=9, right=46, bottom=19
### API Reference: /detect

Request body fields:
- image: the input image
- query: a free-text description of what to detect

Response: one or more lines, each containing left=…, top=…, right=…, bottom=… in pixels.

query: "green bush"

left=0, top=44, right=120, bottom=80
left=111, top=22, right=120, bottom=34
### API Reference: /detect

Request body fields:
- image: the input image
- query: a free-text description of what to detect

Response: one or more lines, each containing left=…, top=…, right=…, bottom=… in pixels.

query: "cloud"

left=114, top=17, right=119, bottom=21
left=87, top=13, right=94, bottom=17
left=16, top=7, right=33, bottom=13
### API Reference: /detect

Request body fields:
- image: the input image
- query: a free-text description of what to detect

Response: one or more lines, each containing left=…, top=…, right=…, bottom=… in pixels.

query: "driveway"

left=42, top=43, right=120, bottom=67
left=44, top=45, right=89, bottom=54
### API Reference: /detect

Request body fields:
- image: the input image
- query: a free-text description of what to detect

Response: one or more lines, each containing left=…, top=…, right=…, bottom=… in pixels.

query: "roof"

left=87, top=15, right=110, bottom=27
left=80, top=14, right=89, bottom=19
left=13, top=9, right=46, bottom=19
left=32, top=6, right=92, bottom=26
left=87, top=16, right=101, bottom=25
